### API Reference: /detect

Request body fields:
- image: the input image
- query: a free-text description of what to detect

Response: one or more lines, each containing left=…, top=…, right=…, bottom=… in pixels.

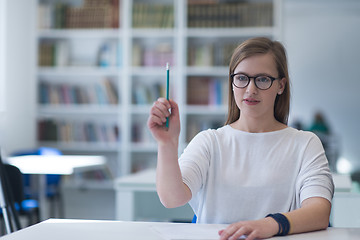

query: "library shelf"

left=35, top=0, right=282, bottom=177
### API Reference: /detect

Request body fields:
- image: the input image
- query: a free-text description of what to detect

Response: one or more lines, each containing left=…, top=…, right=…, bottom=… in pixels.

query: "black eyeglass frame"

left=230, top=73, right=281, bottom=90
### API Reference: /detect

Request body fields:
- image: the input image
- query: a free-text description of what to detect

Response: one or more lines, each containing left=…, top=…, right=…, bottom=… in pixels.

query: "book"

left=38, top=0, right=120, bottom=29
left=187, top=77, right=228, bottom=106
left=39, top=119, right=120, bottom=143
left=132, top=3, right=174, bottom=28
left=188, top=41, right=238, bottom=67
left=187, top=77, right=211, bottom=105
left=38, top=119, right=58, bottom=141
left=187, top=1, right=273, bottom=28
left=132, top=82, right=165, bottom=105
left=39, top=41, right=70, bottom=67
left=38, top=3, right=53, bottom=29
left=39, top=79, right=119, bottom=105
left=186, top=117, right=225, bottom=142
left=38, top=42, right=55, bottom=66
left=55, top=40, right=70, bottom=67
left=54, top=3, right=68, bottom=29
left=102, top=78, right=119, bottom=104
left=134, top=42, right=174, bottom=67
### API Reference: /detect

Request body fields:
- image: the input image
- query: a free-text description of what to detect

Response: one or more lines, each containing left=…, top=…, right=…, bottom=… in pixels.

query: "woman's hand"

left=147, top=98, right=180, bottom=144
left=218, top=197, right=331, bottom=240
left=218, top=217, right=278, bottom=240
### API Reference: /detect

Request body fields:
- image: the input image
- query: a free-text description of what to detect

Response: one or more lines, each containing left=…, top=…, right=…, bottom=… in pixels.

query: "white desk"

left=332, top=173, right=352, bottom=192
left=331, top=192, right=360, bottom=227
left=6, top=155, right=106, bottom=220
left=1, top=219, right=360, bottom=240
left=114, top=168, right=193, bottom=221
left=114, top=169, right=156, bottom=220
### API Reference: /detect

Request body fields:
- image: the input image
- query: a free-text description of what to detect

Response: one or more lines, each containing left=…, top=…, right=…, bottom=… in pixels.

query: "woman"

left=147, top=37, right=334, bottom=240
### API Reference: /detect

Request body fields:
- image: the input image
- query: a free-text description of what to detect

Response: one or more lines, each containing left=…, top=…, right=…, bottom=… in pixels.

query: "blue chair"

left=192, top=214, right=197, bottom=223
left=1, top=164, right=39, bottom=230
left=11, top=147, right=63, bottom=218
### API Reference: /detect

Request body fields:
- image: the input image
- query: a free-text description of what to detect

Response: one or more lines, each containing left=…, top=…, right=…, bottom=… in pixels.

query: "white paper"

left=149, top=223, right=246, bottom=240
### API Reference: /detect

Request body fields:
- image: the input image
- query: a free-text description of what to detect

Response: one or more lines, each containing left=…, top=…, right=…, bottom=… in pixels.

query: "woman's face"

left=232, top=53, right=286, bottom=121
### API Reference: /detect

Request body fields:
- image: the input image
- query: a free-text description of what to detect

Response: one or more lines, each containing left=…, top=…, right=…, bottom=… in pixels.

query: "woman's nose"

left=246, top=79, right=258, bottom=94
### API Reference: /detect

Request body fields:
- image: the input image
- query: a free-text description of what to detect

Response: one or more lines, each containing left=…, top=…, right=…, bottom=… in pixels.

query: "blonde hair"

left=225, top=37, right=290, bottom=125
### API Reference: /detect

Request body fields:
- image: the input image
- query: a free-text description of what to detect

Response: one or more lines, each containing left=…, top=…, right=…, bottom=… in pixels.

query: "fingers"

left=148, top=98, right=180, bottom=129
left=219, top=224, right=240, bottom=240
left=219, top=224, right=252, bottom=240
left=245, top=231, right=258, bottom=240
left=147, top=112, right=165, bottom=128
left=218, top=219, right=275, bottom=240
left=149, top=98, right=171, bottom=124
left=231, top=228, right=248, bottom=240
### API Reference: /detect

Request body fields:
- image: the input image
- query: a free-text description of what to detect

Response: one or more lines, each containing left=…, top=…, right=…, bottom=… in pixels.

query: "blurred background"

left=1, top=0, right=360, bottom=232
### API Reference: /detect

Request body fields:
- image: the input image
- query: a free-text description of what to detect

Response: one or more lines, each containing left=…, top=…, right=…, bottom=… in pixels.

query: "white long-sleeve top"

left=179, top=125, right=334, bottom=224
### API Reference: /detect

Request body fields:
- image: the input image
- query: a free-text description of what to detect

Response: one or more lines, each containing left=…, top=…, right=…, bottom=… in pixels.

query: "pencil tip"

left=166, top=62, right=169, bottom=70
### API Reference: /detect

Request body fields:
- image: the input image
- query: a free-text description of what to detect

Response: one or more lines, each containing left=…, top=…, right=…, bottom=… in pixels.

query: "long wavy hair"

left=225, top=37, right=291, bottom=125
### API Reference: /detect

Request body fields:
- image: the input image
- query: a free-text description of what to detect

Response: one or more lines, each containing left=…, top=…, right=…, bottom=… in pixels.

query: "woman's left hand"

left=218, top=217, right=278, bottom=240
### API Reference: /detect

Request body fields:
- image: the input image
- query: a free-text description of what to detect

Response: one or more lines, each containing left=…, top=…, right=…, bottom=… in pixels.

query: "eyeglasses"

left=231, top=73, right=280, bottom=90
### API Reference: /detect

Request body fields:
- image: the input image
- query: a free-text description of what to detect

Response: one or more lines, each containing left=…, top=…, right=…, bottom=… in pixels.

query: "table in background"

left=6, top=155, right=106, bottom=220
left=115, top=169, right=358, bottom=225
left=332, top=173, right=352, bottom=192
left=114, top=168, right=194, bottom=222
left=2, top=219, right=360, bottom=240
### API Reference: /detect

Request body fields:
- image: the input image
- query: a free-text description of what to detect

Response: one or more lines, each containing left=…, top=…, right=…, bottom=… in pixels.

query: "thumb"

left=169, top=99, right=179, bottom=118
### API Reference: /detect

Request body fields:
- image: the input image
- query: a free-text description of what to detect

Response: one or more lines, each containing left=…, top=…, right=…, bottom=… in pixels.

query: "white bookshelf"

left=35, top=0, right=283, bottom=177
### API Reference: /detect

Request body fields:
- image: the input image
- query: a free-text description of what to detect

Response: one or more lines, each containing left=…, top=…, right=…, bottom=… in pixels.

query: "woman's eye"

left=237, top=75, right=248, bottom=81
left=257, top=76, right=270, bottom=83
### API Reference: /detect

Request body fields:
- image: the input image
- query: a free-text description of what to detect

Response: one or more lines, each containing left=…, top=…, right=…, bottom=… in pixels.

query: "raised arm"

left=147, top=98, right=192, bottom=208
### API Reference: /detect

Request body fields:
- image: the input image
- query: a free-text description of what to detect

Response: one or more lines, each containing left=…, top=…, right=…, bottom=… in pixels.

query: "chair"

left=11, top=147, right=63, bottom=218
left=192, top=214, right=197, bottom=223
left=1, top=164, right=40, bottom=230
left=0, top=154, right=21, bottom=235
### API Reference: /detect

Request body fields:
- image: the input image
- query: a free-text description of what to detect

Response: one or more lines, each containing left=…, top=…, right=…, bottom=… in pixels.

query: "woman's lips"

left=243, top=98, right=260, bottom=105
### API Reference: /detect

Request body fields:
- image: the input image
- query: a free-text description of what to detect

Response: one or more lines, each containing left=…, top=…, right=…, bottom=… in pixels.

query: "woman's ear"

left=278, top=77, right=287, bottom=94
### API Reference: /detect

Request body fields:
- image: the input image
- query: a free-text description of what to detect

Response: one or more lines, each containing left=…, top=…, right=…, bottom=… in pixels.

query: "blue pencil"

left=166, top=63, right=170, bottom=128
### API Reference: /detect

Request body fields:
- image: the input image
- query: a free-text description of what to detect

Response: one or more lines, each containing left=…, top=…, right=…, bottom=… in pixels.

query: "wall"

left=284, top=0, right=360, bottom=172
left=0, top=0, right=6, bottom=113
left=0, top=0, right=37, bottom=156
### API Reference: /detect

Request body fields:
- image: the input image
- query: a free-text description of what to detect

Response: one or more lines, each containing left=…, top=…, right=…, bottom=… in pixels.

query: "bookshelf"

left=35, top=0, right=283, bottom=177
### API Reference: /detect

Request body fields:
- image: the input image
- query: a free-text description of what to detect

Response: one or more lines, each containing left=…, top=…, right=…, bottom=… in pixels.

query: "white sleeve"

left=297, top=132, right=334, bottom=204
left=178, top=130, right=212, bottom=196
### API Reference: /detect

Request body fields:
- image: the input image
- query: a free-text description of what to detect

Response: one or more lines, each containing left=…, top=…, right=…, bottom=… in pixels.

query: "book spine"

left=132, top=3, right=174, bottom=28
left=187, top=2, right=273, bottom=28
left=39, top=119, right=120, bottom=144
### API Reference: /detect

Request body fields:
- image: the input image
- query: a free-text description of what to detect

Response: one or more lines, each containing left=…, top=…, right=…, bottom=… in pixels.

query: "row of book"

left=132, top=3, right=174, bottom=28
left=187, top=2, right=273, bottom=28
left=187, top=77, right=228, bottom=106
left=39, top=0, right=273, bottom=29
left=75, top=167, right=114, bottom=181
left=38, top=119, right=119, bottom=143
left=187, top=42, right=239, bottom=67
left=38, top=41, right=69, bottom=67
left=131, top=157, right=157, bottom=173
left=132, top=42, right=174, bottom=67
left=38, top=118, right=156, bottom=146
left=38, top=41, right=120, bottom=67
left=132, top=122, right=155, bottom=144
left=186, top=117, right=225, bottom=142
left=39, top=79, right=118, bottom=105
left=132, top=82, right=166, bottom=105
left=38, top=0, right=120, bottom=29
left=38, top=117, right=225, bottom=145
